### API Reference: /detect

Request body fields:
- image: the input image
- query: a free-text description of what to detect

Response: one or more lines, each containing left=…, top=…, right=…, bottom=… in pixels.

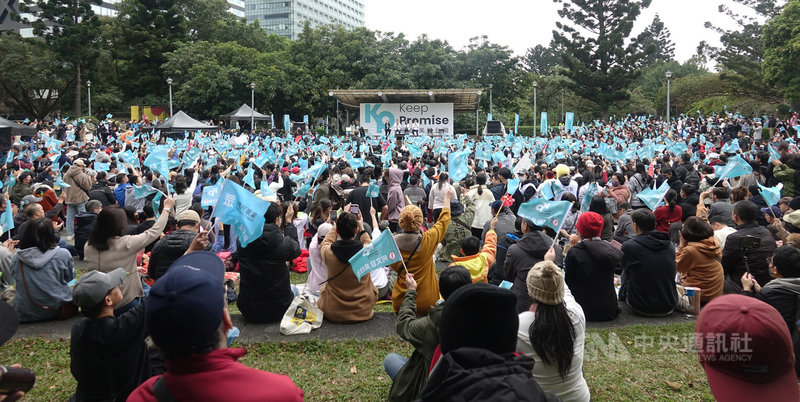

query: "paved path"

left=12, top=258, right=695, bottom=343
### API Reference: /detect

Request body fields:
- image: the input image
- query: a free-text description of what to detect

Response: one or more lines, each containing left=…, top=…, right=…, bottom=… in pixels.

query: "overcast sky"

left=364, top=0, right=756, bottom=63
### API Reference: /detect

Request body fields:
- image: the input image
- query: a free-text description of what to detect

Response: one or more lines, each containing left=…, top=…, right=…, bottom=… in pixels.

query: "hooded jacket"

left=11, top=246, right=74, bottom=322
left=386, top=168, right=405, bottom=222
left=449, top=228, right=497, bottom=283
left=620, top=231, right=678, bottom=316
left=441, top=197, right=476, bottom=264
left=744, top=278, right=800, bottom=340
left=676, top=237, right=724, bottom=302
left=64, top=164, right=91, bottom=204
left=564, top=238, right=623, bottom=321
left=88, top=180, right=116, bottom=207
left=74, top=211, right=97, bottom=259
left=418, top=348, right=559, bottom=402
left=318, top=230, right=378, bottom=323
left=237, top=223, right=301, bottom=323
left=148, top=229, right=203, bottom=281
left=503, top=231, right=564, bottom=313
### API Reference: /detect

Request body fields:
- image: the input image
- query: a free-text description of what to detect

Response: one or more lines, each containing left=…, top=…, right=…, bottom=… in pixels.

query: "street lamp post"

left=489, top=83, right=493, bottom=116
left=166, top=77, right=173, bottom=117
left=533, top=81, right=538, bottom=136
left=250, top=82, right=255, bottom=133
left=86, top=80, right=92, bottom=117
left=561, top=88, right=565, bottom=123
left=329, top=91, right=339, bottom=135
left=665, top=71, right=672, bottom=128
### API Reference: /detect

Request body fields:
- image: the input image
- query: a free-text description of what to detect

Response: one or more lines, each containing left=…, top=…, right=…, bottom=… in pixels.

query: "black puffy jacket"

left=620, top=231, right=678, bottom=316
left=148, top=229, right=201, bottom=280
left=503, top=231, right=563, bottom=313
left=88, top=181, right=116, bottom=207
left=418, top=348, right=559, bottom=402
left=564, top=239, right=623, bottom=321
left=236, top=223, right=301, bottom=323
left=721, top=223, right=776, bottom=290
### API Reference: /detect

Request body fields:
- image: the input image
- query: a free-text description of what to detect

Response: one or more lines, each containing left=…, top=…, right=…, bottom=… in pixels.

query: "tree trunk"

left=74, top=63, right=81, bottom=117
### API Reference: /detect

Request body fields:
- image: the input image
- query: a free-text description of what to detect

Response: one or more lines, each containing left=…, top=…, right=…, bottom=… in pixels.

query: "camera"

left=739, top=235, right=761, bottom=253
left=0, top=365, right=35, bottom=395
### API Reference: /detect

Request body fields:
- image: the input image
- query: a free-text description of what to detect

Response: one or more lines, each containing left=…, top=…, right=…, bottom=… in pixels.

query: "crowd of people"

left=0, top=111, right=800, bottom=400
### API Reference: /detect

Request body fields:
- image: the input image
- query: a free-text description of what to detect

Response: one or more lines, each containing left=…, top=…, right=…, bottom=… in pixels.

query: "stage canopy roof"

left=328, top=89, right=482, bottom=112
left=219, top=104, right=270, bottom=121
left=153, top=110, right=218, bottom=132
left=0, top=117, right=37, bottom=137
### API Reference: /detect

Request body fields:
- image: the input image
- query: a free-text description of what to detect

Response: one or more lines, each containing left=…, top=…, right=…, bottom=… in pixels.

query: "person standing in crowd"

left=468, top=173, right=497, bottom=238
left=428, top=172, right=455, bottom=223
left=386, top=167, right=405, bottom=232
left=63, top=159, right=92, bottom=238
left=440, top=195, right=474, bottom=264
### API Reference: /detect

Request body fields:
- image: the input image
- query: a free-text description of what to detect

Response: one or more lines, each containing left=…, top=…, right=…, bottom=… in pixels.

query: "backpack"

left=328, top=183, right=344, bottom=209
left=684, top=169, right=701, bottom=187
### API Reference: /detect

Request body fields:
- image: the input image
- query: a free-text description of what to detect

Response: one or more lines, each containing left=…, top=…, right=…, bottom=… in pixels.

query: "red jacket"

left=654, top=205, right=683, bottom=233
left=128, top=348, right=303, bottom=402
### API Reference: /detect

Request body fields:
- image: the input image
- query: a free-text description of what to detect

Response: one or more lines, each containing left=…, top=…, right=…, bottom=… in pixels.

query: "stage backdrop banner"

left=360, top=103, right=453, bottom=136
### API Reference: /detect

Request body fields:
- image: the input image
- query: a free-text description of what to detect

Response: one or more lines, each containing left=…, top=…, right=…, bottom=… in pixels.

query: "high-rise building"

left=246, top=0, right=364, bottom=40
left=0, top=0, right=246, bottom=36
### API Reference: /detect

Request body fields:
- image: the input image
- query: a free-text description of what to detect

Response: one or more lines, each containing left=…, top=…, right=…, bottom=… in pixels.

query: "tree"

left=115, top=0, right=187, bottom=100
left=762, top=0, right=800, bottom=110
left=522, top=42, right=562, bottom=75
left=20, top=0, right=102, bottom=116
left=635, top=14, right=675, bottom=67
left=456, top=36, right=524, bottom=112
left=704, top=0, right=782, bottom=95
left=0, top=33, right=72, bottom=119
left=551, top=0, right=657, bottom=117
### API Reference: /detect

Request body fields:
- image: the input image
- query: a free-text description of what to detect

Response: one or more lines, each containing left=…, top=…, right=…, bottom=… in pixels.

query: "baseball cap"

left=73, top=158, right=86, bottom=167
left=281, top=167, right=289, bottom=173
left=291, top=167, right=300, bottom=174
left=146, top=251, right=225, bottom=354
left=760, top=205, right=782, bottom=218
left=176, top=209, right=200, bottom=223
left=19, top=194, right=43, bottom=207
left=72, top=268, right=127, bottom=310
left=696, top=294, right=800, bottom=401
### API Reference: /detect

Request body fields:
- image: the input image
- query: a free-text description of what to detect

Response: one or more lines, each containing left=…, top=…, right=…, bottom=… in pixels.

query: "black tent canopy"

left=219, top=104, right=269, bottom=121
left=0, top=117, right=37, bottom=137
left=152, top=111, right=218, bottom=132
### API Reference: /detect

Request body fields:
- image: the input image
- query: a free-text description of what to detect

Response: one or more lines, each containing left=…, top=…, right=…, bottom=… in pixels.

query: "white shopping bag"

left=279, top=294, right=323, bottom=335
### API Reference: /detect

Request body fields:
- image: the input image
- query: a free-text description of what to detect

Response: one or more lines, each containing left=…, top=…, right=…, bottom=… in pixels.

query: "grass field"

left=0, top=322, right=713, bottom=401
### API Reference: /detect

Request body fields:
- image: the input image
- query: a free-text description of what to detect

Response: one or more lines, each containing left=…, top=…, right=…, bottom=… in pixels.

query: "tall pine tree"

left=636, top=14, right=675, bottom=67
left=552, top=0, right=656, bottom=117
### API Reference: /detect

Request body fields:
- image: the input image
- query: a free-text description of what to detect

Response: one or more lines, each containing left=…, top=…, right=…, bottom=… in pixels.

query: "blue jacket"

left=11, top=246, right=74, bottom=322
left=114, top=183, right=130, bottom=207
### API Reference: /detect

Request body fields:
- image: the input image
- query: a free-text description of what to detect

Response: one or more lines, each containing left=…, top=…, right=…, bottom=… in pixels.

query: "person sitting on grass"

left=318, top=204, right=378, bottom=323
left=128, top=252, right=304, bottom=401
left=448, top=216, right=498, bottom=283
left=384, top=266, right=472, bottom=402
left=70, top=268, right=150, bottom=402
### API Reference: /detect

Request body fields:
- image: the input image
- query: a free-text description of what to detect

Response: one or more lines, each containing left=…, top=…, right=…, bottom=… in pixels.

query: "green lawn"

left=0, top=322, right=713, bottom=401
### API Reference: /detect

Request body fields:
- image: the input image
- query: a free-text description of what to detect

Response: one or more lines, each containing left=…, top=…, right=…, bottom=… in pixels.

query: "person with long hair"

left=676, top=217, right=724, bottom=305
left=468, top=173, right=495, bottom=238
left=428, top=172, right=455, bottom=223
left=654, top=189, right=682, bottom=233
left=627, top=162, right=652, bottom=209
left=517, top=261, right=590, bottom=401
left=588, top=194, right=613, bottom=241
left=11, top=218, right=74, bottom=322
left=84, top=197, right=176, bottom=315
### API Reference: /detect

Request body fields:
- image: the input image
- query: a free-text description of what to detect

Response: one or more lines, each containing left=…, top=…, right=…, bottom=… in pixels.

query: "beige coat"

left=83, top=212, right=169, bottom=307
left=318, top=230, right=377, bottom=323
left=64, top=164, right=91, bottom=204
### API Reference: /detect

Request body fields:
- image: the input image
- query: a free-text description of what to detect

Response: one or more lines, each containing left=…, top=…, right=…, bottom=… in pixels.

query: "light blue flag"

left=0, top=199, right=14, bottom=235
left=487, top=113, right=493, bottom=122
left=721, top=140, right=740, bottom=154
left=714, top=155, right=753, bottom=181
left=243, top=165, right=256, bottom=189
left=5, top=151, right=14, bottom=164
left=514, top=113, right=519, bottom=134
left=153, top=192, right=163, bottom=220
left=260, top=181, right=276, bottom=197
left=769, top=145, right=781, bottom=162
left=366, top=180, right=380, bottom=198
left=303, top=115, right=309, bottom=125
left=347, top=154, right=366, bottom=169
left=270, top=114, right=274, bottom=128
left=541, top=180, right=565, bottom=201
left=540, top=112, right=548, bottom=135
left=211, top=181, right=269, bottom=247
left=565, top=112, right=574, bottom=133
left=420, top=171, right=431, bottom=187
left=305, top=163, right=327, bottom=182
left=636, top=181, right=670, bottom=211
left=517, top=199, right=572, bottom=232
left=293, top=182, right=311, bottom=199
left=93, top=162, right=109, bottom=172
left=407, top=144, right=423, bottom=158
left=54, top=174, right=71, bottom=189
left=448, top=151, right=470, bottom=182
left=201, top=181, right=224, bottom=208
left=580, top=182, right=599, bottom=212
left=133, top=184, right=158, bottom=199
left=283, top=114, right=291, bottom=132
left=506, top=178, right=520, bottom=195
left=475, top=149, right=492, bottom=161
left=492, top=151, right=507, bottom=164
left=253, top=152, right=270, bottom=168
left=757, top=183, right=783, bottom=206
left=349, top=229, right=403, bottom=280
